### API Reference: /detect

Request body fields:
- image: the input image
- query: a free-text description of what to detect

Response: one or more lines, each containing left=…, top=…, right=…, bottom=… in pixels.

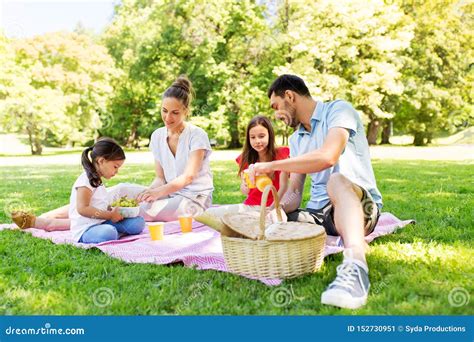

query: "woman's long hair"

left=81, top=137, right=125, bottom=188
left=238, top=115, right=277, bottom=177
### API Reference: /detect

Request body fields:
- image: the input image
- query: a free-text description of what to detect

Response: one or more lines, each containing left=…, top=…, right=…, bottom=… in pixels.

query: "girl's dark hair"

left=81, top=137, right=125, bottom=188
left=238, top=115, right=277, bottom=177
left=267, top=74, right=311, bottom=98
left=163, top=75, right=194, bottom=109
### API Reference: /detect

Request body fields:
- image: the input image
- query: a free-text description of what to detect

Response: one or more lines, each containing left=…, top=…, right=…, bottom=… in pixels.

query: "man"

left=249, top=74, right=382, bottom=309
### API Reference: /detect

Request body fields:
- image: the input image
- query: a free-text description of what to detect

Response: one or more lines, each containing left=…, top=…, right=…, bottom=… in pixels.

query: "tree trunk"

left=426, top=132, right=433, bottom=144
left=26, top=125, right=43, bottom=155
left=413, top=132, right=426, bottom=146
left=367, top=119, right=380, bottom=145
left=228, top=127, right=241, bottom=148
left=381, top=119, right=392, bottom=145
left=33, top=138, right=43, bottom=155
left=126, top=124, right=138, bottom=148
left=227, top=103, right=242, bottom=148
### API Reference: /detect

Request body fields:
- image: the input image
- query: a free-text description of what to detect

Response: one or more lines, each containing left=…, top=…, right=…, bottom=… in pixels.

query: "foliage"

left=0, top=32, right=117, bottom=154
left=0, top=0, right=472, bottom=152
left=393, top=0, right=474, bottom=145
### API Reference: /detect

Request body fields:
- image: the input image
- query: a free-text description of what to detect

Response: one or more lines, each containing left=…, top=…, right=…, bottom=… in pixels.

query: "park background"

left=0, top=0, right=472, bottom=315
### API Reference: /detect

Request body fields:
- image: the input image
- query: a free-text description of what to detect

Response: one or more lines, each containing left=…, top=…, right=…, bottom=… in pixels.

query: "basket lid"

left=264, top=222, right=326, bottom=241
left=221, top=184, right=284, bottom=240
left=222, top=211, right=271, bottom=240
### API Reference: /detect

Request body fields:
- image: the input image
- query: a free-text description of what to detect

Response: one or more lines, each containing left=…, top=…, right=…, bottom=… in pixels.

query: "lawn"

left=0, top=159, right=472, bottom=315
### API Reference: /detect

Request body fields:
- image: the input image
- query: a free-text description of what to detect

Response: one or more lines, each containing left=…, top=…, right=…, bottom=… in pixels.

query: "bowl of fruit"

left=111, top=196, right=140, bottom=218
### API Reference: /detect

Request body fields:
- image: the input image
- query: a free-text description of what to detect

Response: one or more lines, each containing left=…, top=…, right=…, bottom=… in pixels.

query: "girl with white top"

left=12, top=138, right=145, bottom=243
left=70, top=138, right=145, bottom=243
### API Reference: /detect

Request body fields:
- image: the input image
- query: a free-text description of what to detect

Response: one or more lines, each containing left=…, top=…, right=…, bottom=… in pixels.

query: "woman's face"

left=161, top=97, right=187, bottom=130
left=248, top=124, right=269, bottom=154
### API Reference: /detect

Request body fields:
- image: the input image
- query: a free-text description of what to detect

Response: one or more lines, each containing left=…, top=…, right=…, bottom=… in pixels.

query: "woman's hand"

left=137, top=188, right=161, bottom=203
left=109, top=207, right=124, bottom=223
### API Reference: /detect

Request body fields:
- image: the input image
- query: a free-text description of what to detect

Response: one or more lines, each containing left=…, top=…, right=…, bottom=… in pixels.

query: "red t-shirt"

left=235, top=146, right=290, bottom=207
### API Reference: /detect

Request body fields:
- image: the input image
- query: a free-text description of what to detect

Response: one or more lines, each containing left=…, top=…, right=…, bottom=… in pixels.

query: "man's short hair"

left=267, top=74, right=311, bottom=98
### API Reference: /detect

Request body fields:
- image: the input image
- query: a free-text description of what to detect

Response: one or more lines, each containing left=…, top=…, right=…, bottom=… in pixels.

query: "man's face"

left=269, top=92, right=300, bottom=128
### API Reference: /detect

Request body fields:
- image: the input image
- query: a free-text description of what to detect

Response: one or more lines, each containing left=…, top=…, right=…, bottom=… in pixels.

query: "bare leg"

left=34, top=217, right=71, bottom=231
left=40, top=204, right=70, bottom=219
left=326, top=173, right=368, bottom=264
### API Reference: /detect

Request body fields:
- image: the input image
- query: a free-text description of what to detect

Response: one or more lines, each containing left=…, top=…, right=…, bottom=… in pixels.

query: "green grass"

left=0, top=160, right=473, bottom=315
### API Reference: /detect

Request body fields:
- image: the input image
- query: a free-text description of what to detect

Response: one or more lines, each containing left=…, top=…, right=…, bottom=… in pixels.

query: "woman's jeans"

left=79, top=217, right=145, bottom=244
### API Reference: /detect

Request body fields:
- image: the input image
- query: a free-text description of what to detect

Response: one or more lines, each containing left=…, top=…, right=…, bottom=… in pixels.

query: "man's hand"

left=248, top=162, right=274, bottom=184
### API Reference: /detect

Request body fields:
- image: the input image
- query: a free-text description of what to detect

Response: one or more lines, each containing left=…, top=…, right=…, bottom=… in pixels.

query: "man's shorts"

left=287, top=186, right=380, bottom=237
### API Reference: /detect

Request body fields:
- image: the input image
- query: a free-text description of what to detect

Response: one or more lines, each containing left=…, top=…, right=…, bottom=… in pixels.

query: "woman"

left=135, top=75, right=213, bottom=221
left=12, top=76, right=213, bottom=231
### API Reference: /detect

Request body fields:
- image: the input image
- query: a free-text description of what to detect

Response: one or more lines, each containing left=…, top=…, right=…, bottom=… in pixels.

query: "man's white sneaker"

left=321, top=249, right=370, bottom=309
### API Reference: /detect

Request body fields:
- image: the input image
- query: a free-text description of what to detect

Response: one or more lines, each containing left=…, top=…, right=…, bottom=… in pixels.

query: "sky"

left=0, top=0, right=118, bottom=38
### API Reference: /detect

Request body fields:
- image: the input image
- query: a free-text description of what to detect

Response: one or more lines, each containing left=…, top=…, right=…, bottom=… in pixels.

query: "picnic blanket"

left=0, top=212, right=414, bottom=286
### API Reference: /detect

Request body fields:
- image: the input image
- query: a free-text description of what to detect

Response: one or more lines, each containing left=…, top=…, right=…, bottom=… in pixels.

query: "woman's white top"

left=149, top=123, right=213, bottom=197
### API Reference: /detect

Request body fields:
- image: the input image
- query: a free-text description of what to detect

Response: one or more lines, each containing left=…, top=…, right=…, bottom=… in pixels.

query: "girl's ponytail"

left=81, top=146, right=102, bottom=188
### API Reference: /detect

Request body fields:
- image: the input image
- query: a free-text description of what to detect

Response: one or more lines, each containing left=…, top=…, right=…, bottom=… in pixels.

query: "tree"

left=103, top=0, right=279, bottom=148
left=0, top=32, right=117, bottom=154
left=270, top=0, right=413, bottom=144
left=394, top=0, right=473, bottom=145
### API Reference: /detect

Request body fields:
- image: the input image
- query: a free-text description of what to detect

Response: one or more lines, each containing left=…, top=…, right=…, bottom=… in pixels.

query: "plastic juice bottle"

left=255, top=175, right=272, bottom=192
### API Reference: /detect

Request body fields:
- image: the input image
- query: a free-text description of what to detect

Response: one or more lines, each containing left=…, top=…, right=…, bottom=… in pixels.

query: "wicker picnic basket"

left=221, top=185, right=326, bottom=279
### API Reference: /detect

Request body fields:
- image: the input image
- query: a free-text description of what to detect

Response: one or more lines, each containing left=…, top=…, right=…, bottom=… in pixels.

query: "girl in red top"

left=236, top=115, right=290, bottom=207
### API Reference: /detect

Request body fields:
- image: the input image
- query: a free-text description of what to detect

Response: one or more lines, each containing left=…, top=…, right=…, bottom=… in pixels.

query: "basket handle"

left=258, top=184, right=282, bottom=239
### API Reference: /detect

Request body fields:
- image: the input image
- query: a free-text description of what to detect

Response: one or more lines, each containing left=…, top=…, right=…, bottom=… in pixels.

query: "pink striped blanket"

left=0, top=212, right=414, bottom=286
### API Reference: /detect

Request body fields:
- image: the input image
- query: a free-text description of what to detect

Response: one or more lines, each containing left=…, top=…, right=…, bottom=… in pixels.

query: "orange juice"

left=148, top=223, right=164, bottom=241
left=256, top=175, right=272, bottom=192
left=178, top=216, right=193, bottom=233
left=243, top=170, right=256, bottom=189
left=243, top=170, right=272, bottom=191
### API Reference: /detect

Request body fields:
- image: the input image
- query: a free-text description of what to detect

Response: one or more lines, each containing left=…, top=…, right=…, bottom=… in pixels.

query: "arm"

left=138, top=149, right=207, bottom=202
left=149, top=160, right=166, bottom=189
left=279, top=172, right=306, bottom=214
left=276, top=171, right=289, bottom=206
left=76, top=187, right=123, bottom=222
left=266, top=172, right=305, bottom=223
left=250, top=127, right=349, bottom=176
